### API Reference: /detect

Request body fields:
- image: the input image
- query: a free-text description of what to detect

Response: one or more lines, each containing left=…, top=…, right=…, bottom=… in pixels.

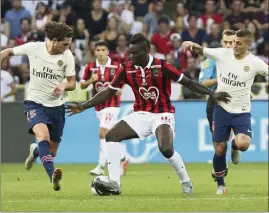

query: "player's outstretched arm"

left=65, top=87, right=116, bottom=116
left=180, top=75, right=231, bottom=103
left=0, top=48, right=14, bottom=65
left=181, top=41, right=204, bottom=55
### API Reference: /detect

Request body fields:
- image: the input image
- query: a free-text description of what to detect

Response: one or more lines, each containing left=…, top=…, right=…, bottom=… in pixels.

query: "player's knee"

left=50, top=149, right=57, bottom=157
left=35, top=133, right=50, bottom=142
left=237, top=135, right=251, bottom=151
left=158, top=144, right=174, bottom=158
left=214, top=142, right=227, bottom=155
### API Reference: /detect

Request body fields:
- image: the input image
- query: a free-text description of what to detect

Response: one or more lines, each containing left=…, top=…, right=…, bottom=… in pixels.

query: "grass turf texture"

left=1, top=163, right=268, bottom=212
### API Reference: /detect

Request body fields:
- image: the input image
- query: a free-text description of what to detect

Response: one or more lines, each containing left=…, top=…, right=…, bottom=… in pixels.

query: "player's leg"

left=231, top=113, right=252, bottom=164
left=90, top=127, right=107, bottom=175
left=93, top=112, right=149, bottom=195
left=153, top=114, right=193, bottom=194
left=47, top=105, right=65, bottom=191
left=24, top=101, right=56, bottom=184
left=212, top=106, right=231, bottom=194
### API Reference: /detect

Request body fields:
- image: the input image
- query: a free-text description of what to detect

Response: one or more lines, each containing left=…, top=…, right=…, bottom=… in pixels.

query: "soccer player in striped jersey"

left=66, top=33, right=230, bottom=195
left=81, top=40, right=128, bottom=176
left=1, top=22, right=76, bottom=191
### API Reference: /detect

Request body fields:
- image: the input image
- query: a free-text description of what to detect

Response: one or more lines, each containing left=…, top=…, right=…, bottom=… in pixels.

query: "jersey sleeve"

left=162, top=60, right=184, bottom=82
left=203, top=47, right=226, bottom=61
left=199, top=59, right=216, bottom=82
left=13, top=42, right=35, bottom=56
left=65, top=50, right=75, bottom=77
left=255, top=58, right=269, bottom=76
left=109, top=66, right=126, bottom=91
left=81, top=64, right=92, bottom=81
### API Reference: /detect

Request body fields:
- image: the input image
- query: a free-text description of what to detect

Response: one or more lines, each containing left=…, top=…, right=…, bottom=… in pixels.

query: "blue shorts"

left=212, top=106, right=252, bottom=142
left=24, top=101, right=65, bottom=142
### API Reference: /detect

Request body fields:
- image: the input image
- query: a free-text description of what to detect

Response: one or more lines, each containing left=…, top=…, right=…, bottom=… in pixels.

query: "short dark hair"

left=222, top=29, right=236, bottom=37
left=187, top=15, right=197, bottom=23
left=44, top=21, right=73, bottom=41
left=20, top=17, right=31, bottom=25
left=130, top=33, right=150, bottom=50
left=158, top=16, right=170, bottom=25
left=95, top=40, right=109, bottom=49
left=236, top=29, right=252, bottom=40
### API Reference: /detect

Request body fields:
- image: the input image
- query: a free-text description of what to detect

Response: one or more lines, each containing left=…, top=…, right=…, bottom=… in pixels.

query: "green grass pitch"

left=1, top=163, right=268, bottom=212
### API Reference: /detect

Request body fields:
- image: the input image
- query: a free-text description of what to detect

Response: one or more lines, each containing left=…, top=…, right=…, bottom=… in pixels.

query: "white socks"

left=106, top=142, right=122, bottom=185
left=168, top=151, right=190, bottom=183
left=98, top=139, right=107, bottom=169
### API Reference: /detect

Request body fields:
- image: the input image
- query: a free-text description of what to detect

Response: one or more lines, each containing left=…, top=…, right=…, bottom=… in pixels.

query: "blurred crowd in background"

left=1, top=0, right=268, bottom=102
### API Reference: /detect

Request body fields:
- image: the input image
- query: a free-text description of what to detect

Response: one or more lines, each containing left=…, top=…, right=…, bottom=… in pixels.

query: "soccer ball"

left=91, top=175, right=111, bottom=196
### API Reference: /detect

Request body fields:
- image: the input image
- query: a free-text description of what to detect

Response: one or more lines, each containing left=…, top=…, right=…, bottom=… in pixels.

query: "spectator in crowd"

left=151, top=16, right=173, bottom=55
left=110, top=34, right=129, bottom=64
left=224, top=0, right=247, bottom=30
left=4, top=0, right=31, bottom=38
left=182, top=15, right=206, bottom=45
left=131, top=0, right=151, bottom=21
left=109, top=1, right=143, bottom=35
left=85, top=0, right=108, bottom=40
left=73, top=18, right=90, bottom=57
left=98, top=16, right=120, bottom=52
left=150, top=43, right=165, bottom=59
left=15, top=18, right=38, bottom=45
left=253, top=0, right=269, bottom=32
left=182, top=57, right=204, bottom=100
left=31, top=2, right=52, bottom=31
left=143, top=0, right=165, bottom=37
left=81, top=40, right=97, bottom=66
left=199, top=0, right=223, bottom=33
left=247, top=21, right=264, bottom=55
left=1, top=59, right=17, bottom=102
left=203, top=23, right=222, bottom=48
left=170, top=33, right=188, bottom=70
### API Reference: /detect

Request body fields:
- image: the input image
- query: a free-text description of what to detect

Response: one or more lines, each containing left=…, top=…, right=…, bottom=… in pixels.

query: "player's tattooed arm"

left=180, top=75, right=231, bottom=103
left=65, top=88, right=117, bottom=116
left=0, top=48, right=15, bottom=65
left=181, top=41, right=204, bottom=55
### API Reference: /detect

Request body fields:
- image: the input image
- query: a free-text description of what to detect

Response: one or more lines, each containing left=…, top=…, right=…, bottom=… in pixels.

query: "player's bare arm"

left=0, top=48, right=15, bottom=64
left=201, top=79, right=217, bottom=88
left=182, top=41, right=204, bottom=55
left=180, top=75, right=231, bottom=103
left=53, top=76, right=76, bottom=96
left=80, top=73, right=99, bottom=89
left=65, top=87, right=116, bottom=116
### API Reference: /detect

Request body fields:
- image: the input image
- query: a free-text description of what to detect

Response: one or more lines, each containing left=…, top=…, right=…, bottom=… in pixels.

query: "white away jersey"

left=203, top=48, right=268, bottom=113
left=1, top=70, right=15, bottom=102
left=13, top=42, right=75, bottom=107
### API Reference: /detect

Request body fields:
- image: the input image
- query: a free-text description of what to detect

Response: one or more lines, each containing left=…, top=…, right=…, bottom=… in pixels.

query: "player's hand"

left=182, top=41, right=197, bottom=52
left=54, top=83, right=66, bottom=96
left=91, top=73, right=99, bottom=82
left=211, top=92, right=231, bottom=103
left=65, top=102, right=84, bottom=116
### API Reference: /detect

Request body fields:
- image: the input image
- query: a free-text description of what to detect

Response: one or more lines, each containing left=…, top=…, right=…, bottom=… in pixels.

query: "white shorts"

left=96, top=107, right=120, bottom=130
left=122, top=112, right=175, bottom=139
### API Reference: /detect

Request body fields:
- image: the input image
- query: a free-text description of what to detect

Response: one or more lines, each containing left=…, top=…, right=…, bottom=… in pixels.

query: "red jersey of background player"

left=109, top=55, right=183, bottom=113
left=82, top=57, right=120, bottom=111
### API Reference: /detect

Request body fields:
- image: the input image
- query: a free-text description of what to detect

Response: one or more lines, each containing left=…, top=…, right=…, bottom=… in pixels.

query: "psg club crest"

left=57, top=60, right=64, bottom=67
left=243, top=66, right=250, bottom=72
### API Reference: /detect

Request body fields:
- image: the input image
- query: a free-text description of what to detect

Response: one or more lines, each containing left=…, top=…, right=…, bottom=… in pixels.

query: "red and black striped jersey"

left=82, top=59, right=121, bottom=111
left=109, top=55, right=183, bottom=113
